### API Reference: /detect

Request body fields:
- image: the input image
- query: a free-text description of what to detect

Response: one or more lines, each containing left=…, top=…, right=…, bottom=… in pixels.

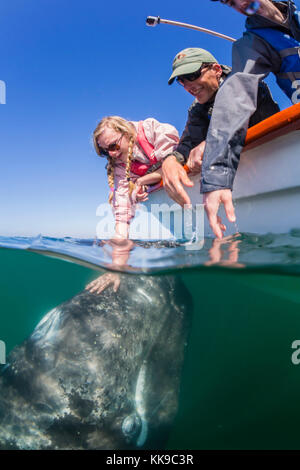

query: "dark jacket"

left=246, top=1, right=300, bottom=41
left=173, top=65, right=280, bottom=164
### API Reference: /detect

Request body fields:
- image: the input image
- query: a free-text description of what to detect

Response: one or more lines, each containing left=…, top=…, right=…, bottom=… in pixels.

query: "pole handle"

left=146, top=15, right=236, bottom=42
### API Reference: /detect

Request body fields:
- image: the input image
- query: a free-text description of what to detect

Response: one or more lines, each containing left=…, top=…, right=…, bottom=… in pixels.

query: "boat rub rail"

left=245, top=102, right=300, bottom=150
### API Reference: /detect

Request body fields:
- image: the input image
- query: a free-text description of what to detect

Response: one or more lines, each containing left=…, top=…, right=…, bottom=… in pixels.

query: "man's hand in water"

left=85, top=273, right=120, bottom=295
left=161, top=155, right=194, bottom=206
left=203, top=189, right=236, bottom=239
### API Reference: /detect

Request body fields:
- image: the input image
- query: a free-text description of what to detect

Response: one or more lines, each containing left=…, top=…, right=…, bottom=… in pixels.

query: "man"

left=162, top=47, right=280, bottom=236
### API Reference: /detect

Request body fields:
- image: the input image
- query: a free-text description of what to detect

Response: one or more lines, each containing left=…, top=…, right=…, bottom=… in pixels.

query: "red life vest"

left=129, top=121, right=158, bottom=176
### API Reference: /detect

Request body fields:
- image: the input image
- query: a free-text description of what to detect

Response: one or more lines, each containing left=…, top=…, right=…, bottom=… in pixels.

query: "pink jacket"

left=112, top=118, right=179, bottom=225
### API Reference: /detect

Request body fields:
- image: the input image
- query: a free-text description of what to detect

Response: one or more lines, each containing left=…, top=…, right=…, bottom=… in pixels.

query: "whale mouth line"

left=135, top=361, right=148, bottom=447
left=122, top=361, right=149, bottom=447
left=136, top=417, right=148, bottom=447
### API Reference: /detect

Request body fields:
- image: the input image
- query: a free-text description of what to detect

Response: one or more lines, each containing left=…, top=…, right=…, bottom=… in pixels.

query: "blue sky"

left=0, top=0, right=297, bottom=237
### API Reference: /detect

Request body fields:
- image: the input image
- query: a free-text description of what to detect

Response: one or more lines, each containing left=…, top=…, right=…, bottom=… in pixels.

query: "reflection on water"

left=204, top=234, right=245, bottom=268
left=1, top=230, right=300, bottom=274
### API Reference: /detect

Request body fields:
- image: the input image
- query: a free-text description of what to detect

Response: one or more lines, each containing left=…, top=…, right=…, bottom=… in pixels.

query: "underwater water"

left=1, top=233, right=300, bottom=449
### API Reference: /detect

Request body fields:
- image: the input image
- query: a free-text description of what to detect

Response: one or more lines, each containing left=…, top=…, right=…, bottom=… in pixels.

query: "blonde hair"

left=93, top=116, right=136, bottom=203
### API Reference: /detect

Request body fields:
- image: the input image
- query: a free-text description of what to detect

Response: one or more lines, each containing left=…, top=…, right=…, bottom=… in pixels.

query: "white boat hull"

left=144, top=130, right=300, bottom=238
left=96, top=129, right=300, bottom=240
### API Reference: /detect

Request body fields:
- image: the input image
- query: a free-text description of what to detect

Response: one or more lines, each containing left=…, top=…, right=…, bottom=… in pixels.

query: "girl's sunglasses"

left=98, top=135, right=123, bottom=157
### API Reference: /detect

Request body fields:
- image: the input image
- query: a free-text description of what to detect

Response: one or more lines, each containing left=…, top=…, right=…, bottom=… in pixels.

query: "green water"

left=1, top=247, right=300, bottom=449
left=169, top=270, right=300, bottom=449
left=0, top=249, right=102, bottom=353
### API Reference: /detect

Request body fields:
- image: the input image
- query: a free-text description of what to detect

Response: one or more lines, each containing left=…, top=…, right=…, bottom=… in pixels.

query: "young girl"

left=86, top=117, right=179, bottom=294
left=93, top=116, right=179, bottom=238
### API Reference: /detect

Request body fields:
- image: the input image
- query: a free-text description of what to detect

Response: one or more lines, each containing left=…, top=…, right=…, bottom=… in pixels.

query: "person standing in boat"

left=161, top=47, right=280, bottom=227
left=200, top=0, right=300, bottom=238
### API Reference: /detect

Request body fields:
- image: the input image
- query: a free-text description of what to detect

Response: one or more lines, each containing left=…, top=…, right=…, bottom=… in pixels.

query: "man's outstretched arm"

left=201, top=33, right=280, bottom=237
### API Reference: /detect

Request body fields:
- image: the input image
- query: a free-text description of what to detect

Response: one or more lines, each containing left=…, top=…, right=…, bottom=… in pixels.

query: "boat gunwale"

left=244, top=103, right=300, bottom=151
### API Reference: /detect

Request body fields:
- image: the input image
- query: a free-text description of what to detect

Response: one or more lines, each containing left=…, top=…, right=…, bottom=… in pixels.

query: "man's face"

left=180, top=64, right=222, bottom=104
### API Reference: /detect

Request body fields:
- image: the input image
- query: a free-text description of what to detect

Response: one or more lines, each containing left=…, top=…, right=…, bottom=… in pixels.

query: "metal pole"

left=146, top=16, right=236, bottom=42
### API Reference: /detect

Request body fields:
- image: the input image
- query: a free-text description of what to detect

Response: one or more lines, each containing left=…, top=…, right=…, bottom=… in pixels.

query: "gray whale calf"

left=0, top=274, right=192, bottom=449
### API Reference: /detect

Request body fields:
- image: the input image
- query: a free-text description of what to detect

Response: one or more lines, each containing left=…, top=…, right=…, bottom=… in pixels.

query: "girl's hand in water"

left=85, top=273, right=121, bottom=294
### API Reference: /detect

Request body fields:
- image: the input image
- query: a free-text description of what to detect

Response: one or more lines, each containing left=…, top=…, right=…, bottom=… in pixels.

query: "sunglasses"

left=98, top=135, right=123, bottom=157
left=176, top=64, right=211, bottom=86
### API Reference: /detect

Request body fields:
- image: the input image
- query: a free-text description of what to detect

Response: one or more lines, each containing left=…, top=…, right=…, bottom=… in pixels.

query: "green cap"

left=168, top=47, right=218, bottom=85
